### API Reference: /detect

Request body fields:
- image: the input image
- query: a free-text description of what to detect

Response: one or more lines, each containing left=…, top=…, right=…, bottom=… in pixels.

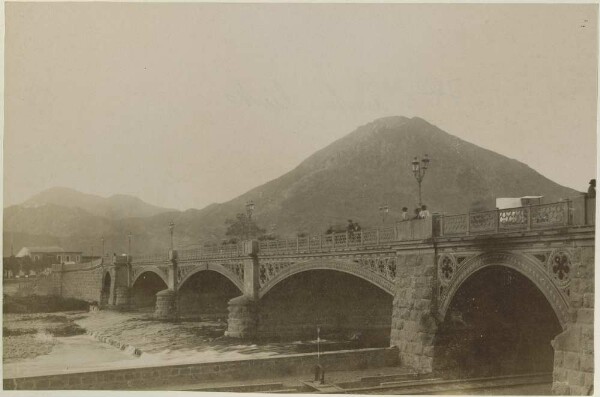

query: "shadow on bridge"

left=177, top=270, right=240, bottom=320
left=256, top=269, right=393, bottom=346
left=433, top=265, right=562, bottom=378
left=131, top=271, right=168, bottom=310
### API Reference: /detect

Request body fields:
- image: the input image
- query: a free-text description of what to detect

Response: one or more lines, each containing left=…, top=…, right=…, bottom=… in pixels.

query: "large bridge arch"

left=177, top=264, right=244, bottom=319
left=131, top=266, right=169, bottom=287
left=258, top=257, right=396, bottom=299
left=438, top=251, right=570, bottom=329
left=131, top=268, right=169, bottom=310
left=177, top=263, right=244, bottom=294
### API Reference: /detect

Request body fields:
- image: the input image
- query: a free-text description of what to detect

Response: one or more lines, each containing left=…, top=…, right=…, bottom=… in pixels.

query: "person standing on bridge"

left=401, top=207, right=409, bottom=221
left=588, top=179, right=596, bottom=198
left=347, top=220, right=355, bottom=239
left=419, top=205, right=431, bottom=219
left=413, top=208, right=421, bottom=220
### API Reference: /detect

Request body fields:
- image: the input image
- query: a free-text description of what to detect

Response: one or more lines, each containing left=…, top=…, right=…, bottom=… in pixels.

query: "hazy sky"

left=5, top=3, right=598, bottom=210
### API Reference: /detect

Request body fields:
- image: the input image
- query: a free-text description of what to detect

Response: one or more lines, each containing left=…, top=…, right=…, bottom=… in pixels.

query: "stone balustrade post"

left=495, top=209, right=500, bottom=232
left=466, top=213, right=471, bottom=236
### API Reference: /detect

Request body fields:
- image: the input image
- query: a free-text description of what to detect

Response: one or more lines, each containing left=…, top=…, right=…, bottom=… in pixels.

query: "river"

left=4, top=309, right=368, bottom=378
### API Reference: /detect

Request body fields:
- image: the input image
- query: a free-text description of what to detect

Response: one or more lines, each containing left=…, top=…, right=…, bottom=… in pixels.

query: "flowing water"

left=4, top=309, right=372, bottom=378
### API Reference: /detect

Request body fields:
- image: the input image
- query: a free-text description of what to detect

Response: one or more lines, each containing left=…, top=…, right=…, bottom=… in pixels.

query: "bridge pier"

left=225, top=295, right=258, bottom=338
left=111, top=255, right=132, bottom=310
left=389, top=249, right=438, bottom=374
left=154, top=289, right=178, bottom=321
left=226, top=240, right=260, bottom=339
left=154, top=250, right=179, bottom=320
left=550, top=244, right=594, bottom=395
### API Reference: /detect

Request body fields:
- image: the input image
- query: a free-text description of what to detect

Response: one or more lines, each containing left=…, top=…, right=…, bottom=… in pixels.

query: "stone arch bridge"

left=51, top=197, right=595, bottom=395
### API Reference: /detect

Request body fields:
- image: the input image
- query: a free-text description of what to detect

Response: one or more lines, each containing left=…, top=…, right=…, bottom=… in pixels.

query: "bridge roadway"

left=51, top=196, right=595, bottom=395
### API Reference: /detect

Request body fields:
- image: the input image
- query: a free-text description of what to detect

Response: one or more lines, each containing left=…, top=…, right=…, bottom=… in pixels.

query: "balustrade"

left=132, top=200, right=582, bottom=262
left=131, top=253, right=168, bottom=264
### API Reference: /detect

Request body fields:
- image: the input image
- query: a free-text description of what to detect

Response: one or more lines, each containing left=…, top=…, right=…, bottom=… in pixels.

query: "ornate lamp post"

left=379, top=205, right=389, bottom=224
left=169, top=221, right=175, bottom=250
left=411, top=154, right=430, bottom=207
left=244, top=200, right=255, bottom=240
left=127, top=232, right=132, bottom=256
left=245, top=200, right=255, bottom=220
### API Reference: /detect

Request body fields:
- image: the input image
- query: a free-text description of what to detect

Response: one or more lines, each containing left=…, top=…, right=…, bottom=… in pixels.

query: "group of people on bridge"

left=401, top=205, right=431, bottom=221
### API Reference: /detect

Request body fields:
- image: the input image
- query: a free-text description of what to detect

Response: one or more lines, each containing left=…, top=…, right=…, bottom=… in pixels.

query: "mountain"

left=19, top=187, right=174, bottom=219
left=170, top=116, right=578, bottom=239
left=3, top=117, right=580, bottom=255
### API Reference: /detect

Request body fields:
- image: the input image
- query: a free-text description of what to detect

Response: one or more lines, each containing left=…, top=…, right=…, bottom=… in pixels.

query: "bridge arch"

left=258, top=258, right=395, bottom=299
left=438, top=251, right=570, bottom=329
left=177, top=263, right=244, bottom=294
left=131, top=266, right=169, bottom=287
left=131, top=268, right=169, bottom=310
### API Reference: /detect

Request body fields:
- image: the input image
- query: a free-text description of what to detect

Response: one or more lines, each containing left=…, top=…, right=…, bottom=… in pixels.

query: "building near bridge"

left=16, top=246, right=82, bottom=264
left=3, top=246, right=83, bottom=278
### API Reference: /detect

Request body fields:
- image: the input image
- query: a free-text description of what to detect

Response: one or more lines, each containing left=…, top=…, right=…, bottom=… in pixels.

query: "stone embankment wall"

left=552, top=244, right=594, bottom=395
left=4, top=347, right=399, bottom=390
left=56, top=260, right=104, bottom=303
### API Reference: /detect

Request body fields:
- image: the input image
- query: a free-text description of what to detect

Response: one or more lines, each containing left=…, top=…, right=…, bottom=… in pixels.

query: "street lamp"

left=101, top=236, right=105, bottom=257
left=169, top=221, right=175, bottom=250
left=411, top=154, right=430, bottom=207
left=127, top=232, right=132, bottom=256
left=245, top=200, right=255, bottom=220
left=244, top=201, right=255, bottom=240
left=379, top=205, right=390, bottom=224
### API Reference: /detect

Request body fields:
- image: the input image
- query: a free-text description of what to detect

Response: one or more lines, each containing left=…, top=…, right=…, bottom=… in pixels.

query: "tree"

left=224, top=213, right=266, bottom=241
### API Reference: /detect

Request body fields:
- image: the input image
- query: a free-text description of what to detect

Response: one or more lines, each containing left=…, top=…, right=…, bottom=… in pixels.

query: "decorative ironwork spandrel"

left=177, top=265, right=195, bottom=284
left=222, top=262, right=245, bottom=283
left=356, top=255, right=398, bottom=283
left=437, top=254, right=457, bottom=286
left=258, top=260, right=295, bottom=287
left=550, top=250, right=571, bottom=288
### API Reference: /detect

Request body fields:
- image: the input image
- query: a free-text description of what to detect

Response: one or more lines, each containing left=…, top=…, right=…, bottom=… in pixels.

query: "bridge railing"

left=437, top=200, right=572, bottom=236
left=177, top=242, right=243, bottom=261
left=130, top=197, right=592, bottom=262
left=257, top=223, right=419, bottom=256
left=131, top=253, right=169, bottom=264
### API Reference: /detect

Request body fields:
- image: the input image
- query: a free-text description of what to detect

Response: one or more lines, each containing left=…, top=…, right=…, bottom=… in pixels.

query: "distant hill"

left=19, top=187, right=174, bottom=219
left=3, top=117, right=580, bottom=256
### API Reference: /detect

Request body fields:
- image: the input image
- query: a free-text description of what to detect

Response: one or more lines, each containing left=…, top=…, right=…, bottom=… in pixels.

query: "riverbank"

left=4, top=312, right=87, bottom=361
left=4, top=346, right=399, bottom=390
